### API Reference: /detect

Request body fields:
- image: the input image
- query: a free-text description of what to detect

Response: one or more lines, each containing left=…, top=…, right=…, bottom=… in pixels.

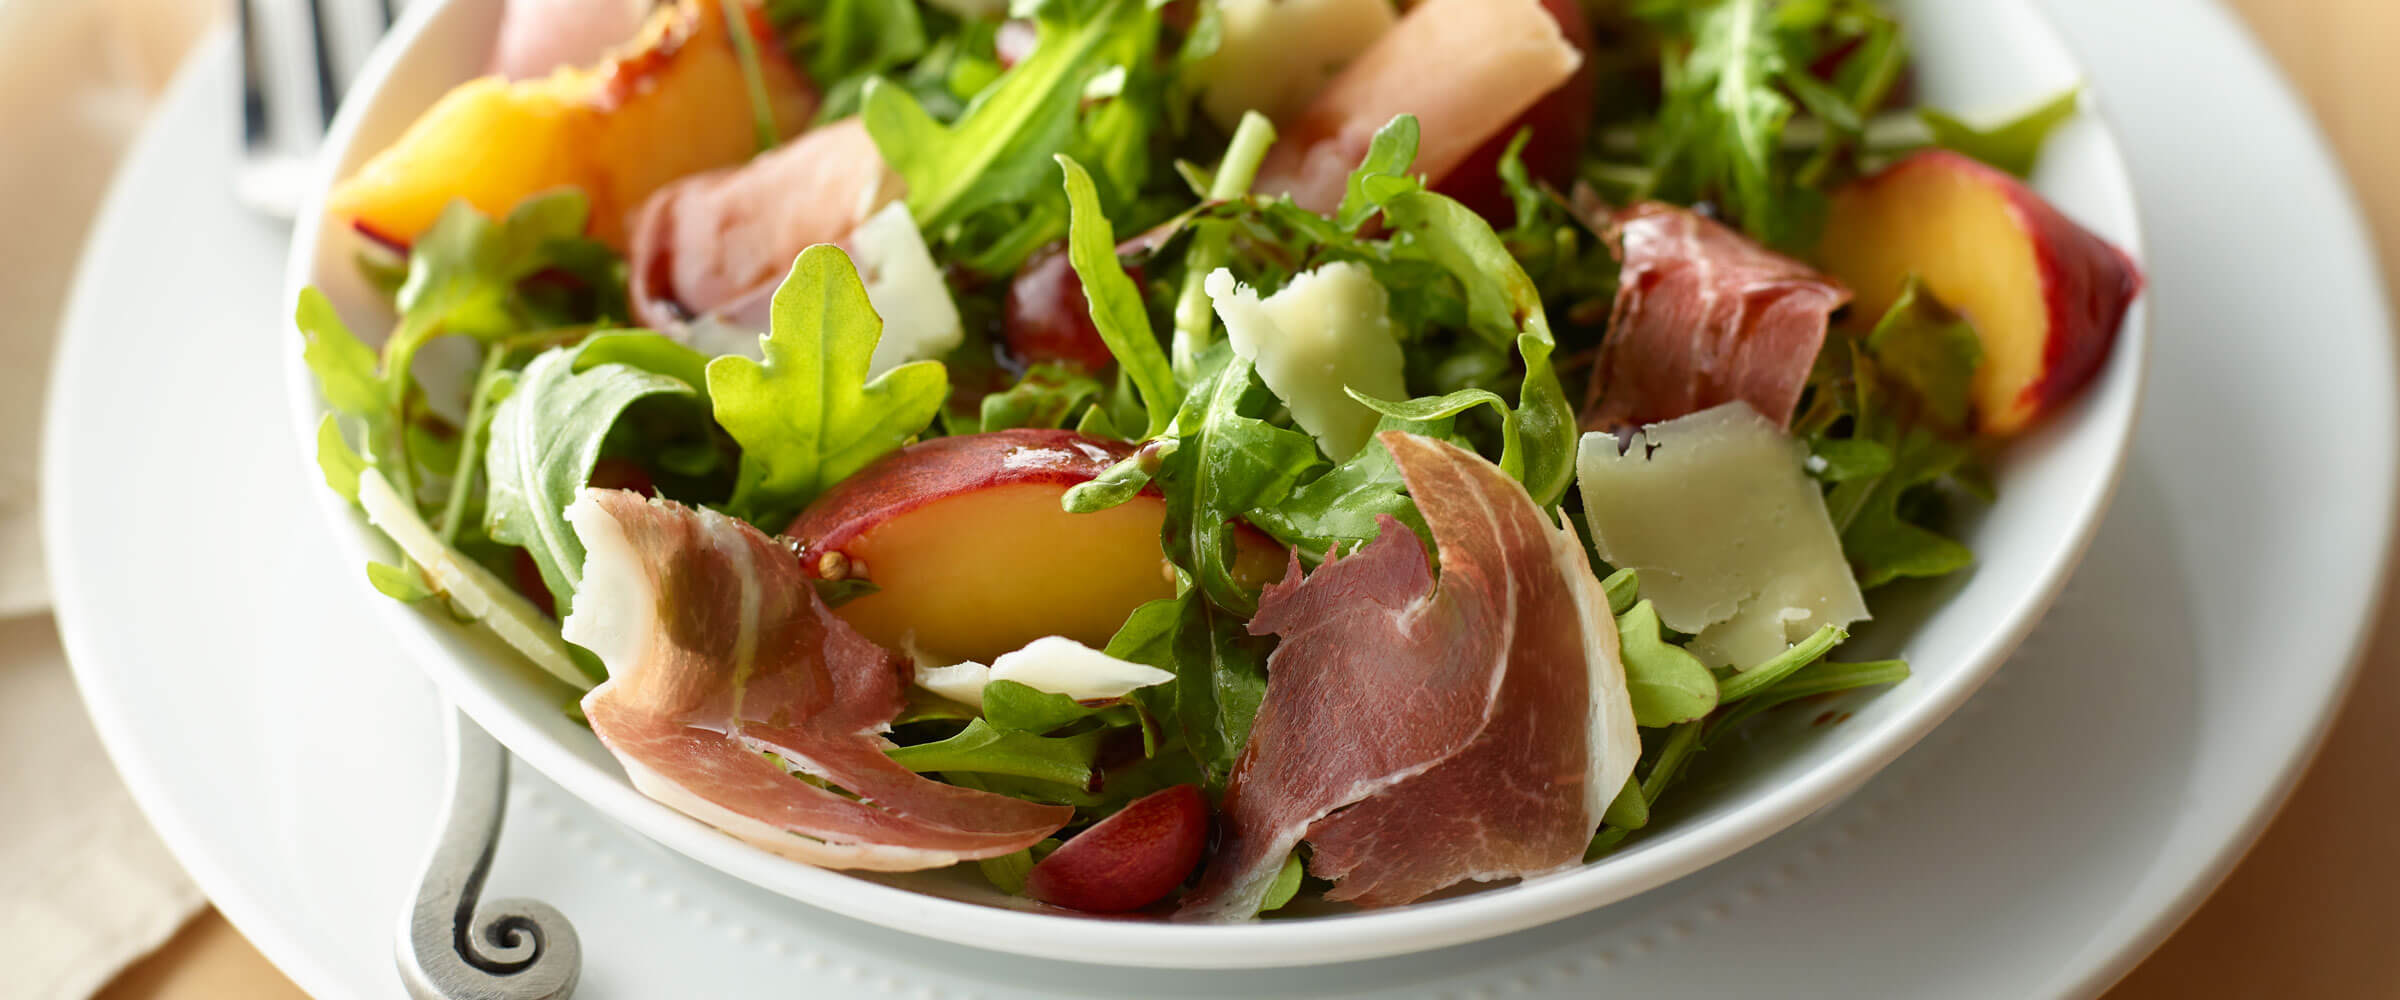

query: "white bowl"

left=282, top=0, right=2146, bottom=970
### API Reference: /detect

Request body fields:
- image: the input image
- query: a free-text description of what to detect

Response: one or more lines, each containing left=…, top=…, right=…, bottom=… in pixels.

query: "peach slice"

left=1815, top=149, right=2143, bottom=435
left=1026, top=785, right=1209, bottom=913
left=787, top=430, right=1287, bottom=666
left=325, top=0, right=817, bottom=250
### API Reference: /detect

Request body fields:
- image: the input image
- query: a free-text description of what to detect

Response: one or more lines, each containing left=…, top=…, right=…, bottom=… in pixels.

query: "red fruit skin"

left=1434, top=0, right=1596, bottom=222
left=1025, top=785, right=1211, bottom=914
left=785, top=429, right=1144, bottom=562
left=1002, top=242, right=1143, bottom=374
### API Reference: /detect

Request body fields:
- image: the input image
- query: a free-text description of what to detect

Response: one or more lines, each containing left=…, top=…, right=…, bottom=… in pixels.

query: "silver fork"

left=236, top=0, right=396, bottom=216
left=239, top=2, right=585, bottom=994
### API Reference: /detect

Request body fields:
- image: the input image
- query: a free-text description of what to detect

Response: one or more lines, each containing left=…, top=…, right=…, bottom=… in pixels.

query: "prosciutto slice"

left=1582, top=201, right=1851, bottom=432
left=489, top=0, right=653, bottom=80
left=563, top=489, right=1070, bottom=870
left=1177, top=433, right=1637, bottom=919
left=628, top=117, right=904, bottom=332
left=1253, top=0, right=1581, bottom=214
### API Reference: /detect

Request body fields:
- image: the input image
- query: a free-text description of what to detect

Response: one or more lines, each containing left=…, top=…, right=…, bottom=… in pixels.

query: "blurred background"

left=0, top=0, right=2392, bottom=997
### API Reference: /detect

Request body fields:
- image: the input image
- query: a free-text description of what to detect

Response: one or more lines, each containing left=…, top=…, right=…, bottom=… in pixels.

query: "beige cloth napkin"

left=0, top=0, right=219, bottom=997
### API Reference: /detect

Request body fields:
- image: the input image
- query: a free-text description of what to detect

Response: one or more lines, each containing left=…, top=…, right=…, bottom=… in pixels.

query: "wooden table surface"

left=92, top=1, right=2400, bottom=996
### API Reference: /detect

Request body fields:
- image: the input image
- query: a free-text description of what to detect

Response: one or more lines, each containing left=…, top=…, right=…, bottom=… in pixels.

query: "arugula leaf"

left=1814, top=343, right=1979, bottom=588
left=773, top=0, right=927, bottom=121
left=1160, top=352, right=1324, bottom=615
left=483, top=340, right=698, bottom=618
left=1348, top=387, right=1523, bottom=481
left=1865, top=276, right=1983, bottom=430
left=1167, top=589, right=1274, bottom=790
left=863, top=0, right=1142, bottom=235
left=1617, top=600, right=1720, bottom=727
left=978, top=364, right=1102, bottom=432
left=1250, top=415, right=1444, bottom=563
left=886, top=718, right=1101, bottom=787
left=1057, top=154, right=1181, bottom=437
left=1335, top=115, right=1421, bottom=231
left=1712, top=657, right=1910, bottom=734
left=314, top=414, right=368, bottom=504
left=1603, top=568, right=1640, bottom=616
left=297, top=290, right=383, bottom=418
left=1260, top=853, right=1306, bottom=913
left=979, top=844, right=1038, bottom=896
left=572, top=329, right=715, bottom=396
left=1600, top=773, right=1648, bottom=830
left=707, top=245, right=949, bottom=524
left=1921, top=88, right=2080, bottom=178
left=982, top=680, right=1107, bottom=734
left=1647, top=0, right=1796, bottom=243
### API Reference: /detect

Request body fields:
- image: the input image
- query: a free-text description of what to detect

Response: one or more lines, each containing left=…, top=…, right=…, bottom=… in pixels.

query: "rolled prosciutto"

left=563, top=489, right=1071, bottom=870
left=1178, top=433, right=1638, bottom=919
left=1582, top=201, right=1851, bottom=431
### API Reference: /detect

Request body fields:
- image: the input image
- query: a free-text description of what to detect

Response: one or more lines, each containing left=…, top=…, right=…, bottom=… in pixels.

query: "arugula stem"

left=723, top=0, right=782, bottom=154
left=1171, top=112, right=1277, bottom=380
left=1797, top=26, right=1910, bottom=189
left=436, top=345, right=510, bottom=545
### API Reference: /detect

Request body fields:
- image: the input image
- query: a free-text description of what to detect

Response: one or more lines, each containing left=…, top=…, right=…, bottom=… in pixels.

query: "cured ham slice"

left=1253, top=0, right=1582, bottom=214
left=1177, top=433, right=1637, bottom=919
left=563, top=489, right=1070, bottom=870
left=628, top=117, right=904, bottom=331
left=490, top=0, right=653, bottom=80
left=1583, top=201, right=1851, bottom=432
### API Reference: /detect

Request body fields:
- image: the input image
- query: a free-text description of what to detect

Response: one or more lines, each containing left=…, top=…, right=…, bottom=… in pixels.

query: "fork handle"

left=397, top=709, right=582, bottom=1000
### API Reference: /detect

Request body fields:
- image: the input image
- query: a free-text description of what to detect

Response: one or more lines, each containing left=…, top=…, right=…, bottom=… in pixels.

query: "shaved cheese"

left=1575, top=402, right=1868, bottom=669
left=849, top=202, right=964, bottom=377
left=356, top=469, right=586, bottom=689
left=910, top=636, right=1173, bottom=709
left=1206, top=264, right=1407, bottom=459
left=1193, top=0, right=1398, bottom=131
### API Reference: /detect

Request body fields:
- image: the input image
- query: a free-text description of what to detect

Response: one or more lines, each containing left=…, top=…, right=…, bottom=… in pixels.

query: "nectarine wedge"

left=325, top=0, right=816, bottom=250
left=1025, top=784, right=1209, bottom=913
left=787, top=430, right=1286, bottom=666
left=1816, top=149, right=2142, bottom=435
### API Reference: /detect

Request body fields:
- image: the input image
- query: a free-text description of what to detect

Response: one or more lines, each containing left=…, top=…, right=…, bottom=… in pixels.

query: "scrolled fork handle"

left=397, top=709, right=581, bottom=1000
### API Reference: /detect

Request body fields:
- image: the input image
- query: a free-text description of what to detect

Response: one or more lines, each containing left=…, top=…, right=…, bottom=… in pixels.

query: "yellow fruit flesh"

left=1819, top=167, right=2049, bottom=434
left=324, top=0, right=813, bottom=249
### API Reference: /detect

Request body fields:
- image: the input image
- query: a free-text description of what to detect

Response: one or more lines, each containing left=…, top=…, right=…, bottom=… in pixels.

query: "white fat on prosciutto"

left=1253, top=0, right=1581, bottom=213
left=1177, top=433, right=1637, bottom=920
left=913, top=636, right=1174, bottom=710
left=562, top=489, right=1071, bottom=870
left=1576, top=402, right=1869, bottom=668
left=488, top=0, right=653, bottom=80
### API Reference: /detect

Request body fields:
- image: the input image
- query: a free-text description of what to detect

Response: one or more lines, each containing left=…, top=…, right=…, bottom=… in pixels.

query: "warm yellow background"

left=87, top=1, right=2400, bottom=996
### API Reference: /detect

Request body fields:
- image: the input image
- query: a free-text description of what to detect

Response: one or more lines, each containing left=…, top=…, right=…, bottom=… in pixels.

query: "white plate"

left=274, top=0, right=2151, bottom=967
left=45, top=1, right=2392, bottom=997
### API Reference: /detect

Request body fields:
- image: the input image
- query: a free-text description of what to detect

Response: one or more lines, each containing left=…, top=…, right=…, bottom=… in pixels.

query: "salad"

left=299, top=0, right=2141, bottom=919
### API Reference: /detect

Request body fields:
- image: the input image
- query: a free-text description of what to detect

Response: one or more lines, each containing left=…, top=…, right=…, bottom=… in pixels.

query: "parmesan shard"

left=1205, top=264, right=1407, bottom=459
left=1575, top=402, right=1868, bottom=669
left=909, top=637, right=1174, bottom=709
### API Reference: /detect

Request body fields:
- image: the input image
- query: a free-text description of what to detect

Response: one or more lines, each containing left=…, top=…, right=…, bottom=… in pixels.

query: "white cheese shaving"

left=849, top=201, right=964, bottom=378
left=1193, top=0, right=1398, bottom=131
left=1205, top=264, right=1408, bottom=459
left=1575, top=402, right=1869, bottom=669
left=912, top=636, right=1174, bottom=709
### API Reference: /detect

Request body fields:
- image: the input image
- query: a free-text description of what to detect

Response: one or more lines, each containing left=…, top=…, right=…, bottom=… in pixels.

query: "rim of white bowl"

left=276, top=0, right=2151, bottom=969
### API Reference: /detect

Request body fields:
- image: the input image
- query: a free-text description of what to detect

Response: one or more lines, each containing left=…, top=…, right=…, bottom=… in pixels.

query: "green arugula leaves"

left=483, top=335, right=700, bottom=618
left=1921, top=88, right=2081, bottom=178
left=708, top=245, right=949, bottom=525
